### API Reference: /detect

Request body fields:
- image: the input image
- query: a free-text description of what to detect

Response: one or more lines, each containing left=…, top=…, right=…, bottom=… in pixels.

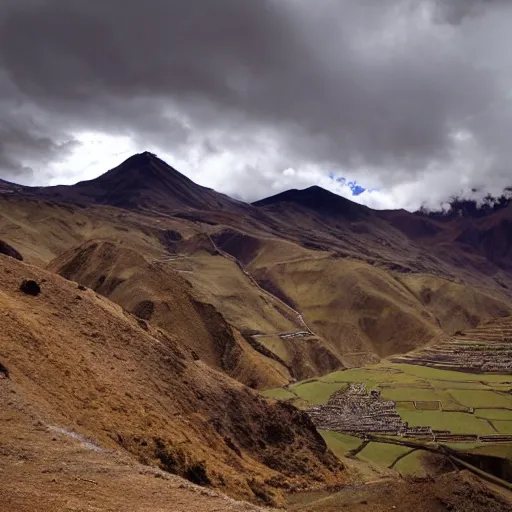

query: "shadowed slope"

left=253, top=186, right=372, bottom=221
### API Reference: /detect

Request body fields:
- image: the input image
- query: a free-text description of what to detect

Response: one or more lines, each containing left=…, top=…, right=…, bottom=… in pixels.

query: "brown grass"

left=0, top=254, right=344, bottom=506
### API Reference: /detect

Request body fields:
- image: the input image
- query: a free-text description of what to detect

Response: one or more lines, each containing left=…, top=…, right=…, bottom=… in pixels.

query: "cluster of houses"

left=306, top=383, right=433, bottom=437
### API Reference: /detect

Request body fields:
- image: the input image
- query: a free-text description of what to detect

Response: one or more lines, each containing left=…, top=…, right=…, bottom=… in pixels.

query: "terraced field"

left=392, top=316, right=512, bottom=373
left=262, top=317, right=512, bottom=476
left=315, top=430, right=429, bottom=476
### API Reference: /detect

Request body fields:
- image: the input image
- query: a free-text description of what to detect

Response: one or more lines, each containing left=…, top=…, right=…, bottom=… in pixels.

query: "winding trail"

left=205, top=232, right=319, bottom=337
left=153, top=228, right=322, bottom=342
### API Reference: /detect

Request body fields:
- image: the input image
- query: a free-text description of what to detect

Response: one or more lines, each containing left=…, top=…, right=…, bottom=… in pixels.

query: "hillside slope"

left=48, top=239, right=292, bottom=389
left=0, top=254, right=343, bottom=506
left=0, top=379, right=269, bottom=512
left=1, top=191, right=509, bottom=382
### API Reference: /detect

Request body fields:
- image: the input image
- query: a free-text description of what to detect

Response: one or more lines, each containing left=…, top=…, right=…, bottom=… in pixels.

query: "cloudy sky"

left=0, top=0, right=511, bottom=210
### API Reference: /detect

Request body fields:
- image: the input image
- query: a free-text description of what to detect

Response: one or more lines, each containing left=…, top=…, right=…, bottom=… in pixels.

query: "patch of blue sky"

left=328, top=172, right=378, bottom=196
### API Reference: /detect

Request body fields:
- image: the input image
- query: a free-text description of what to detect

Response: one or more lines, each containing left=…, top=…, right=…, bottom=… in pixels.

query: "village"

left=306, top=383, right=512, bottom=444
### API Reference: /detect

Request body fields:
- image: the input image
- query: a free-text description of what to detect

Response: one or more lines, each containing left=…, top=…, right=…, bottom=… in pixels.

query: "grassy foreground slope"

left=0, top=254, right=344, bottom=506
left=0, top=383, right=268, bottom=512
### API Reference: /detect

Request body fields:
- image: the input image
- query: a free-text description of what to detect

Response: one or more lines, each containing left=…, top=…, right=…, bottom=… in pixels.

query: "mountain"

left=253, top=185, right=372, bottom=221
left=42, top=151, right=250, bottom=213
left=453, top=205, right=512, bottom=271
left=1, top=153, right=511, bottom=373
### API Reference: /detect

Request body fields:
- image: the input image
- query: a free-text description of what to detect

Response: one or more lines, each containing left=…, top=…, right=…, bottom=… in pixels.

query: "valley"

left=263, top=318, right=512, bottom=483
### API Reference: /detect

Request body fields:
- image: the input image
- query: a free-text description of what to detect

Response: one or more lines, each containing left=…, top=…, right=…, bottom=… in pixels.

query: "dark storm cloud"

left=0, top=0, right=511, bottom=207
left=0, top=72, right=79, bottom=180
left=432, top=0, right=507, bottom=24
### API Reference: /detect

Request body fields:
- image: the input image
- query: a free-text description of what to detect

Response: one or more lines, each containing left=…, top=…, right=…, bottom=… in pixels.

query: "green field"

left=261, top=387, right=296, bottom=400
left=263, top=363, right=512, bottom=416
left=358, top=442, right=412, bottom=467
left=395, top=401, right=416, bottom=410
left=319, top=430, right=363, bottom=458
left=488, top=382, right=512, bottom=389
left=393, top=449, right=428, bottom=477
left=261, top=362, right=512, bottom=472
left=398, top=410, right=495, bottom=435
left=475, top=409, right=512, bottom=420
left=415, top=401, right=441, bottom=411
left=380, top=387, right=447, bottom=402
left=492, top=421, right=512, bottom=434
left=385, top=363, right=512, bottom=383
left=430, top=380, right=490, bottom=390
left=469, top=443, right=512, bottom=458
left=441, top=442, right=483, bottom=451
left=319, top=365, right=423, bottom=386
left=448, top=390, right=512, bottom=409
left=441, top=400, right=470, bottom=412
left=289, top=381, right=348, bottom=405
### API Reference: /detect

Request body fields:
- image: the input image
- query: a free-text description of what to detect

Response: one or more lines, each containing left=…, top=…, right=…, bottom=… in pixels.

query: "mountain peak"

left=121, top=151, right=163, bottom=167
left=253, top=185, right=371, bottom=220
left=108, top=151, right=183, bottom=179
left=43, top=153, right=248, bottom=213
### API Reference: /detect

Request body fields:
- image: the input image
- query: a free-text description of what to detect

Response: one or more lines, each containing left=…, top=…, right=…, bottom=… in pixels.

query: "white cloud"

left=48, top=131, right=136, bottom=185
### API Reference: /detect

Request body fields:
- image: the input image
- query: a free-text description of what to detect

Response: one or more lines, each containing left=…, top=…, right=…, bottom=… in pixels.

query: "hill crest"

left=253, top=185, right=372, bottom=221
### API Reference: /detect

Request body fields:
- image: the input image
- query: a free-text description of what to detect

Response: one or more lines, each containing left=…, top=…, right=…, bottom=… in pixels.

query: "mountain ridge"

left=253, top=185, right=372, bottom=221
left=1, top=153, right=512, bottom=358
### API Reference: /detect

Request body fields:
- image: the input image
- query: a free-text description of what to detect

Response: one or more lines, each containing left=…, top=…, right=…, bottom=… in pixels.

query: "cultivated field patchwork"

left=263, top=356, right=512, bottom=475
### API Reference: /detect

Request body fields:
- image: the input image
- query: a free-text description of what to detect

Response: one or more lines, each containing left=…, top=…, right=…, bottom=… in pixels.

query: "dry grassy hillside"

left=397, top=274, right=511, bottom=333
left=48, top=239, right=292, bottom=389
left=0, top=254, right=343, bottom=506
left=0, top=381, right=270, bottom=512
left=1, top=180, right=511, bottom=386
left=0, top=195, right=188, bottom=265
left=252, top=258, right=478, bottom=365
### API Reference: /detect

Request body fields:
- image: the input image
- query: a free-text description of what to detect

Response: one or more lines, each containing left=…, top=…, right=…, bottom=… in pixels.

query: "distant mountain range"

left=2, top=151, right=512, bottom=276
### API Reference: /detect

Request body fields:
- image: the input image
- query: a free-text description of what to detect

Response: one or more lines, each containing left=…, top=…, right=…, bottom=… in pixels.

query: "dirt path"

left=206, top=233, right=319, bottom=337
left=253, top=331, right=310, bottom=339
